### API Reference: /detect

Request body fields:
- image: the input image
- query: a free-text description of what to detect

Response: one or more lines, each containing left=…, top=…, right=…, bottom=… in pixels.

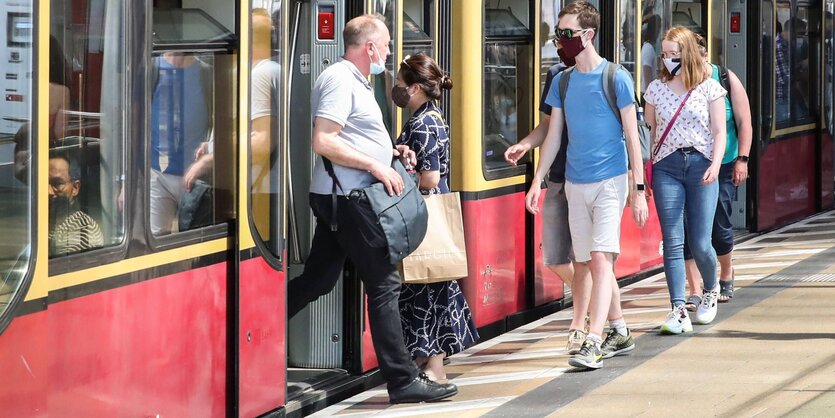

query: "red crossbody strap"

left=652, top=87, right=695, bottom=157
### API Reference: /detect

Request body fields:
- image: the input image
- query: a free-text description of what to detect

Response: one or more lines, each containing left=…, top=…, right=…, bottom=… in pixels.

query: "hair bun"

left=440, top=74, right=453, bottom=90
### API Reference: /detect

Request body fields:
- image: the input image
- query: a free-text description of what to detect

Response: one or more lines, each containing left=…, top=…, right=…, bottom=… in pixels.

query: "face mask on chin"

left=369, top=43, right=386, bottom=75
left=663, top=57, right=682, bottom=76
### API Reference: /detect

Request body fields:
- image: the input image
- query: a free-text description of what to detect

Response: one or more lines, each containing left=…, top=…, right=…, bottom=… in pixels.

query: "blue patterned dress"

left=396, top=101, right=478, bottom=358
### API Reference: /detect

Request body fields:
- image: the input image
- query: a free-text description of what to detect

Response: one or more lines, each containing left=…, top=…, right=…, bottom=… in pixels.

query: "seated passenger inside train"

left=48, top=151, right=103, bottom=257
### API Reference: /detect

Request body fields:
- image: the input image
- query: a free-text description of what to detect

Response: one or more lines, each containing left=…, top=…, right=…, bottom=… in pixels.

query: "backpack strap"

left=558, top=67, right=575, bottom=107
left=602, top=62, right=623, bottom=125
left=718, top=65, right=731, bottom=95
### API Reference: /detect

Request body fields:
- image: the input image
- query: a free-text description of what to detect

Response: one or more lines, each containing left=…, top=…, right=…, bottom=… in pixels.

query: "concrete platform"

left=310, top=210, right=835, bottom=417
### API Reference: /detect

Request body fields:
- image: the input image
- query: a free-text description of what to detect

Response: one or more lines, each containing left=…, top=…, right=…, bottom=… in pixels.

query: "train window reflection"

left=483, top=1, right=533, bottom=177
left=49, top=0, right=126, bottom=257
left=250, top=6, right=282, bottom=257
left=149, top=2, right=237, bottom=237
left=775, top=3, right=818, bottom=129
left=618, top=0, right=638, bottom=80
left=0, top=0, right=32, bottom=327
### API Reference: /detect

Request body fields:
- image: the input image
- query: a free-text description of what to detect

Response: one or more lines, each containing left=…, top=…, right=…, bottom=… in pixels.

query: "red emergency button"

left=730, top=12, right=741, bottom=34
left=318, top=10, right=335, bottom=40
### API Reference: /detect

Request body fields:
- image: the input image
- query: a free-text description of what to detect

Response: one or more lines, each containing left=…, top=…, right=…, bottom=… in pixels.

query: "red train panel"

left=238, top=257, right=286, bottom=418
left=758, top=135, right=818, bottom=230
left=822, top=134, right=834, bottom=210
left=460, top=193, right=526, bottom=327
left=0, top=312, right=47, bottom=417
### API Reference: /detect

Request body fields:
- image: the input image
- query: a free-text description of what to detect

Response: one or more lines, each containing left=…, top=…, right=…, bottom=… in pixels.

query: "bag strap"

left=602, top=62, right=622, bottom=125
left=653, top=87, right=695, bottom=157
left=321, top=157, right=344, bottom=232
left=558, top=67, right=574, bottom=108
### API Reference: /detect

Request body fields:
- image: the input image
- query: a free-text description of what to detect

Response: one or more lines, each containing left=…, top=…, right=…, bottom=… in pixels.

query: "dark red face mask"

left=557, top=32, right=588, bottom=66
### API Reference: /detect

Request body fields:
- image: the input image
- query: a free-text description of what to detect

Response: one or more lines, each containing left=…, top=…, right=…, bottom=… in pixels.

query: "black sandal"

left=685, top=294, right=702, bottom=311
left=719, top=279, right=734, bottom=303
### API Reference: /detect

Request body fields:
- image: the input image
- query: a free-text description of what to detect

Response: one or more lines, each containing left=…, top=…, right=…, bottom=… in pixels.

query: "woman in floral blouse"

left=393, top=53, right=477, bottom=382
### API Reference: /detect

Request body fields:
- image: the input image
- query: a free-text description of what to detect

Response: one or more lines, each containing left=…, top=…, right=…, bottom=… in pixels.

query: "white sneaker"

left=660, top=306, right=693, bottom=334
left=695, top=286, right=719, bottom=325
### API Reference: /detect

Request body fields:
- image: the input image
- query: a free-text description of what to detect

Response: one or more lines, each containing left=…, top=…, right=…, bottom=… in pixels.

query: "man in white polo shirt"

left=286, top=14, right=457, bottom=404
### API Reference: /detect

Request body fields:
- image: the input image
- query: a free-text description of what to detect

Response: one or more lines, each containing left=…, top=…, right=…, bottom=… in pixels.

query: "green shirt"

left=711, top=64, right=739, bottom=164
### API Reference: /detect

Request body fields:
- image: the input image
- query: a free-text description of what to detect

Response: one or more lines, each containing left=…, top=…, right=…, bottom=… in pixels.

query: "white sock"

left=587, top=333, right=603, bottom=348
left=609, top=318, right=628, bottom=336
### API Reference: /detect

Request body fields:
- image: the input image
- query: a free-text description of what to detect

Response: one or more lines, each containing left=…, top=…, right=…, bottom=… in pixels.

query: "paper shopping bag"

left=399, top=192, right=468, bottom=284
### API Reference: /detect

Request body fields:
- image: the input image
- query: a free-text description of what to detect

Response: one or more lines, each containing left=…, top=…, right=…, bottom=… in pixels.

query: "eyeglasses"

left=660, top=51, right=682, bottom=59
left=555, top=27, right=590, bottom=40
left=49, top=178, right=70, bottom=192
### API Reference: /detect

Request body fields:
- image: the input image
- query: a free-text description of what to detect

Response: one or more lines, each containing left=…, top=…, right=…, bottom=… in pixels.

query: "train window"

left=403, top=0, right=434, bottom=58
left=149, top=2, right=238, bottom=238
left=400, top=1, right=436, bottom=123
left=774, top=2, right=818, bottom=129
left=49, top=0, right=126, bottom=257
left=483, top=0, right=533, bottom=178
left=641, top=9, right=663, bottom=92
left=373, top=0, right=397, bottom=137
left=825, top=1, right=834, bottom=136
left=618, top=0, right=638, bottom=81
left=0, top=1, right=33, bottom=324
left=250, top=6, right=282, bottom=257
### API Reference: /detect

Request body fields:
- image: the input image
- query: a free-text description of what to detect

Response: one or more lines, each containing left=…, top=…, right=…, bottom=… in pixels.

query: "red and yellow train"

left=0, top=0, right=832, bottom=416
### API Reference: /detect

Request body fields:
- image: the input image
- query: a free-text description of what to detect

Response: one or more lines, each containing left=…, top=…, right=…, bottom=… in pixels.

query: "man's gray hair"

left=343, top=14, right=386, bottom=48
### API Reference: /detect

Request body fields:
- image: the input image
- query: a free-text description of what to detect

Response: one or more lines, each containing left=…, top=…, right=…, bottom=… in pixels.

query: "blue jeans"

left=683, top=160, right=737, bottom=259
left=652, top=149, right=719, bottom=307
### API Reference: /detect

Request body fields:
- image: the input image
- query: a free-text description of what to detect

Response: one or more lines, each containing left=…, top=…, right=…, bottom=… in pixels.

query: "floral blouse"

left=644, top=77, right=727, bottom=163
left=396, top=101, right=450, bottom=195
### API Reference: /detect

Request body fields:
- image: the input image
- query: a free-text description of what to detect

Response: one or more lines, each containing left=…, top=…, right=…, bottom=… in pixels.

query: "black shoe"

left=388, top=373, right=458, bottom=404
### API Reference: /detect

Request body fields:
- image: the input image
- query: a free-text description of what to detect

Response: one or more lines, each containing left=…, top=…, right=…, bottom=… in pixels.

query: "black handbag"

left=323, top=157, right=428, bottom=263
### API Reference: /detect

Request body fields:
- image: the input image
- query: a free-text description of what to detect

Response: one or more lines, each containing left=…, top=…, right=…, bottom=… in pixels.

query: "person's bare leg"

left=421, top=354, right=446, bottom=382
left=547, top=263, right=574, bottom=288
left=587, top=251, right=615, bottom=338
left=718, top=252, right=734, bottom=301
left=606, top=270, right=624, bottom=323
left=569, top=261, right=592, bottom=331
left=685, top=259, right=703, bottom=300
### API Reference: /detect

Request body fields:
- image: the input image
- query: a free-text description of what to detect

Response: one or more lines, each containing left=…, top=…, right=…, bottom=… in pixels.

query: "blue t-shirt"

left=151, top=59, right=210, bottom=176
left=539, top=63, right=569, bottom=183
left=545, top=59, right=634, bottom=184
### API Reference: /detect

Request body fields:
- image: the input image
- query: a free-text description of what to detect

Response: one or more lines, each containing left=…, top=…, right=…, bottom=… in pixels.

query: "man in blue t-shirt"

left=524, top=1, right=648, bottom=370
left=506, top=51, right=594, bottom=356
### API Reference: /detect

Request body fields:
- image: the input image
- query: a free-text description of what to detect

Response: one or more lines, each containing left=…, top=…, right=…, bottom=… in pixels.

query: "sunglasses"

left=555, top=27, right=590, bottom=40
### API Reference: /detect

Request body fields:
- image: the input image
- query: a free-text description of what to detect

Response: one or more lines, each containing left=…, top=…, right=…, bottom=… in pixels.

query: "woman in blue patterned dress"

left=392, top=53, right=478, bottom=382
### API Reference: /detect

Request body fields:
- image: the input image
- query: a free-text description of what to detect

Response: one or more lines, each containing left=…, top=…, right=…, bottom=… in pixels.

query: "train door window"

left=373, top=0, right=397, bottom=138
left=249, top=5, right=282, bottom=257
left=617, top=0, right=638, bottom=81
left=0, top=0, right=33, bottom=329
left=825, top=1, right=835, bottom=137
left=49, top=0, right=126, bottom=258
left=400, top=0, right=436, bottom=122
left=149, top=1, right=238, bottom=239
left=641, top=6, right=663, bottom=92
left=761, top=1, right=775, bottom=137
left=483, top=0, right=533, bottom=179
left=774, top=1, right=819, bottom=129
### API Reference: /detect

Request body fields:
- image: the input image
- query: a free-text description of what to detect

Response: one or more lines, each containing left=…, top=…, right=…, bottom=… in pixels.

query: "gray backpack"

left=559, top=62, right=651, bottom=162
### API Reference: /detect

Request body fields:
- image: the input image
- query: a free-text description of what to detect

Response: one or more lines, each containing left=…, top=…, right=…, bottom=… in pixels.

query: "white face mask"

left=369, top=43, right=386, bottom=75
left=663, top=58, right=682, bottom=76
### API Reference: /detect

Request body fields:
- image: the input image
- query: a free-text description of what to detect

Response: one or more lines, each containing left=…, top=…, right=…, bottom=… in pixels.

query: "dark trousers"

left=288, top=193, right=418, bottom=390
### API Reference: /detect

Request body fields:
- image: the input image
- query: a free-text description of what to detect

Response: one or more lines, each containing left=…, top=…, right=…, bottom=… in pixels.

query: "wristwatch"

left=738, top=155, right=749, bottom=163
left=635, top=183, right=646, bottom=191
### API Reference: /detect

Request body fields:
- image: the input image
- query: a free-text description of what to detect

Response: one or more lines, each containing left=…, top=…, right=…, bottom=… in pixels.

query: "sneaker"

left=568, top=339, right=603, bottom=369
left=600, top=328, right=635, bottom=359
left=660, top=306, right=693, bottom=334
left=566, top=329, right=587, bottom=355
left=695, top=286, right=719, bottom=325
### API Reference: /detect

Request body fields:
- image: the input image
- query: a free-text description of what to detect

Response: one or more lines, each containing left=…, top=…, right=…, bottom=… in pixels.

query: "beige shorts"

left=565, top=174, right=628, bottom=263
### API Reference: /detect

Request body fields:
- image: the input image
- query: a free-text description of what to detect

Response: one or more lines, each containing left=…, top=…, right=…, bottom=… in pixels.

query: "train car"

left=0, top=0, right=832, bottom=417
